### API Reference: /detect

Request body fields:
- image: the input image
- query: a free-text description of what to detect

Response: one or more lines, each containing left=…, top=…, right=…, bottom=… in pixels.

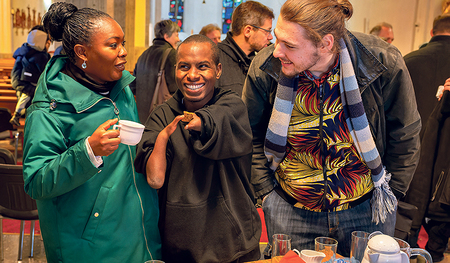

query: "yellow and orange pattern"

left=275, top=69, right=373, bottom=212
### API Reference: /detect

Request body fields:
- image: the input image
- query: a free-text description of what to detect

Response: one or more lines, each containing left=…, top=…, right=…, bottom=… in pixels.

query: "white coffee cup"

left=113, top=120, right=145, bottom=145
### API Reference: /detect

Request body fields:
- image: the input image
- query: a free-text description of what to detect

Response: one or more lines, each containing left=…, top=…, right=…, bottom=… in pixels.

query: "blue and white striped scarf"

left=264, top=39, right=396, bottom=224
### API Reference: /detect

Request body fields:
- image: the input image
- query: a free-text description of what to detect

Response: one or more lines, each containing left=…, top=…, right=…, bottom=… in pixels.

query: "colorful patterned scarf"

left=264, top=39, right=396, bottom=223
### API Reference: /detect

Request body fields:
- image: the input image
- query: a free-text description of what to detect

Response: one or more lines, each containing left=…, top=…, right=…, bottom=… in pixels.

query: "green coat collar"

left=33, top=56, right=135, bottom=113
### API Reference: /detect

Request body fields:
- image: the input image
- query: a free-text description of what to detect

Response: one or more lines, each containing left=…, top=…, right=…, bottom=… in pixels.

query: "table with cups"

left=249, top=231, right=433, bottom=263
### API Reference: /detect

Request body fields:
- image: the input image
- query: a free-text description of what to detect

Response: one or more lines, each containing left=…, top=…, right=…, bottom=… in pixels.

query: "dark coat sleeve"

left=242, top=47, right=279, bottom=199
left=378, top=47, right=422, bottom=197
left=192, top=89, right=252, bottom=160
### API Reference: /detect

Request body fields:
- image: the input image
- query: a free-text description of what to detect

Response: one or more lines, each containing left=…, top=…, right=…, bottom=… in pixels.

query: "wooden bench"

left=0, top=58, right=14, bottom=80
left=0, top=95, right=17, bottom=115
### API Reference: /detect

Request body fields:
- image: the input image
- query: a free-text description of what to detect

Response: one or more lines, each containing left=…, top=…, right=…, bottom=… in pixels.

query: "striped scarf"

left=264, top=39, right=396, bottom=224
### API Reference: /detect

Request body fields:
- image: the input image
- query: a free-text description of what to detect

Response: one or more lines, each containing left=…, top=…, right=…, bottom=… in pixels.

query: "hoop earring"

left=82, top=60, right=87, bottom=69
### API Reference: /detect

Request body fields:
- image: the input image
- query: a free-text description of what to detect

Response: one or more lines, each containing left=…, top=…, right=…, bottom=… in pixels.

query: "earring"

left=82, top=60, right=87, bottom=69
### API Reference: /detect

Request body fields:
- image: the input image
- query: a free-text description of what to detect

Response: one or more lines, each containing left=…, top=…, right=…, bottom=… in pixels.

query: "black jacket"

left=242, top=30, right=421, bottom=200
left=404, top=91, right=450, bottom=229
left=404, top=35, right=450, bottom=136
left=135, top=89, right=261, bottom=262
left=217, top=32, right=255, bottom=96
left=131, top=39, right=178, bottom=123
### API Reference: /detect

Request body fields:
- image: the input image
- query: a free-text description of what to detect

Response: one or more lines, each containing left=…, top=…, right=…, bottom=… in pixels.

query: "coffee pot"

left=361, top=234, right=409, bottom=263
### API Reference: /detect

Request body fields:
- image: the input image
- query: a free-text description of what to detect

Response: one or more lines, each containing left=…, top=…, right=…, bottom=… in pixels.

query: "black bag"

left=150, top=48, right=172, bottom=113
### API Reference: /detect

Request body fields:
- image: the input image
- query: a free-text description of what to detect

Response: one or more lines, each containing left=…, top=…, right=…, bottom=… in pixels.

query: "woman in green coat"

left=22, top=3, right=161, bottom=262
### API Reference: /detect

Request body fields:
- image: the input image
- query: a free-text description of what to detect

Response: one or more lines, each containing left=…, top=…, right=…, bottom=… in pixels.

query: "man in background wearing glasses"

left=217, top=1, right=274, bottom=96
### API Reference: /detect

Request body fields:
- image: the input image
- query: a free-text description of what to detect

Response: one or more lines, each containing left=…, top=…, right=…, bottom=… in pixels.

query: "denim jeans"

left=262, top=190, right=397, bottom=257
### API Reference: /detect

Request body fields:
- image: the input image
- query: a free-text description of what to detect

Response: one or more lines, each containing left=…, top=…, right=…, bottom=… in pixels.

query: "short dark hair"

left=154, top=20, right=180, bottom=39
left=230, top=1, right=274, bottom=36
left=432, top=13, right=450, bottom=35
left=177, top=34, right=220, bottom=66
left=199, top=24, right=221, bottom=36
left=42, top=2, right=111, bottom=63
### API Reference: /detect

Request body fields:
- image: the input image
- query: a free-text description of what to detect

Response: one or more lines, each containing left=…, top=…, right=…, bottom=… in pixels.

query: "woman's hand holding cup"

left=88, top=118, right=121, bottom=156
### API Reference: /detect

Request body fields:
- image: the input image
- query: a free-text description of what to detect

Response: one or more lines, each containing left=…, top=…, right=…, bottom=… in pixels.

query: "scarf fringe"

left=370, top=172, right=397, bottom=224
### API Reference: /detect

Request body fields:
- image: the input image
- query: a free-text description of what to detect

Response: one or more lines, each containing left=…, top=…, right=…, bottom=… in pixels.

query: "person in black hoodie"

left=135, top=34, right=261, bottom=263
left=130, top=20, right=180, bottom=123
left=10, top=25, right=51, bottom=126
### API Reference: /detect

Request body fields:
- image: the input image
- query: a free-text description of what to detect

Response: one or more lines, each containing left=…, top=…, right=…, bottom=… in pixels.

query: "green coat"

left=23, top=56, right=161, bottom=262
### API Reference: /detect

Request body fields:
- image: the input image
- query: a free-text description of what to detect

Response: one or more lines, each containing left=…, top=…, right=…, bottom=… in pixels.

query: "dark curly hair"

left=42, top=2, right=111, bottom=63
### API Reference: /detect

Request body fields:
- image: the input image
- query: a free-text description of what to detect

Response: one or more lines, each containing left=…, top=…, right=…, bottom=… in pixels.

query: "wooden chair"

left=0, top=163, right=39, bottom=262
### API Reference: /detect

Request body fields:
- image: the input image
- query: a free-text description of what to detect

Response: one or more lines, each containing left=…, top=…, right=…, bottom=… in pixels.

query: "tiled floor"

left=1, top=233, right=47, bottom=263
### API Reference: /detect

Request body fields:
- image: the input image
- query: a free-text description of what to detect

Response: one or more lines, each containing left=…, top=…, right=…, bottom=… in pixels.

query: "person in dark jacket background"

left=9, top=25, right=51, bottom=126
left=131, top=19, right=180, bottom=123
left=135, top=34, right=261, bottom=263
left=217, top=1, right=274, bottom=96
left=402, top=78, right=450, bottom=262
left=404, top=13, right=450, bottom=137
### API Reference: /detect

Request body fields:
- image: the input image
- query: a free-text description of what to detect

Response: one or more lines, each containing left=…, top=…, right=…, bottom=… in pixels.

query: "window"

left=222, top=0, right=244, bottom=34
left=169, top=0, right=184, bottom=32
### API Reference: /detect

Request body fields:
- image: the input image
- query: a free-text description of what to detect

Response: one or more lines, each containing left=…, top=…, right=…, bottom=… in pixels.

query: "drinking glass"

left=272, top=234, right=292, bottom=262
left=350, top=231, right=369, bottom=263
left=315, top=237, right=338, bottom=263
left=395, top=237, right=433, bottom=263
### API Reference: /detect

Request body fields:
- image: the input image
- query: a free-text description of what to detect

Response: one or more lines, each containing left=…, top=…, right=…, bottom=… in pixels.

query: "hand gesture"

left=88, top=119, right=121, bottom=156
left=183, top=113, right=201, bottom=132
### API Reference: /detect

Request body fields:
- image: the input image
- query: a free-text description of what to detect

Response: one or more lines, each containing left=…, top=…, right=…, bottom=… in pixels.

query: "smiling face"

left=273, top=16, right=323, bottom=77
left=176, top=41, right=222, bottom=111
left=79, top=17, right=127, bottom=84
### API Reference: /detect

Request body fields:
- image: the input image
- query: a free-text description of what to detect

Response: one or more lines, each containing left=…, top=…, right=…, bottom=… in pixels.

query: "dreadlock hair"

left=42, top=2, right=111, bottom=63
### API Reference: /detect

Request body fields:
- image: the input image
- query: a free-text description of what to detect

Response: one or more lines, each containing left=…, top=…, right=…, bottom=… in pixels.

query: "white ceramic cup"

left=113, top=120, right=145, bottom=145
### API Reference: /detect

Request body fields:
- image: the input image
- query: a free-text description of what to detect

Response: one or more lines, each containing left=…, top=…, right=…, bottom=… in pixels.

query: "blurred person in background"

left=404, top=13, right=450, bottom=137
left=402, top=77, right=450, bottom=262
left=131, top=20, right=180, bottom=123
left=199, top=23, right=222, bottom=44
left=217, top=1, right=274, bottom=96
left=9, top=25, right=51, bottom=126
left=370, top=22, right=395, bottom=44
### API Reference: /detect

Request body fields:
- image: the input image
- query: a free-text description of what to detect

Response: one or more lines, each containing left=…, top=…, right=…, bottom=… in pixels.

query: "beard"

left=281, top=50, right=320, bottom=78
